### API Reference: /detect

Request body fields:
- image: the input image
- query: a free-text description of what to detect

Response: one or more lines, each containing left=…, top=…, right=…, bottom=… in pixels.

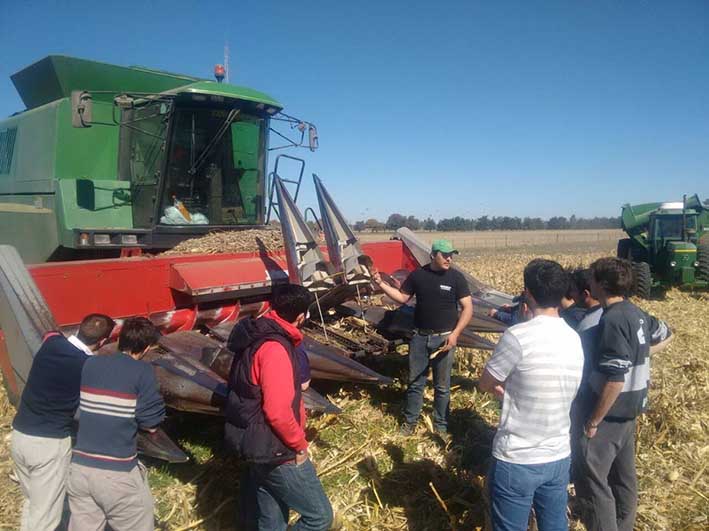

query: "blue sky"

left=1, top=0, right=707, bottom=221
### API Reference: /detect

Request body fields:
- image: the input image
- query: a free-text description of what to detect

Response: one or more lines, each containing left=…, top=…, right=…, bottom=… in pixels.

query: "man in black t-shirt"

left=373, top=240, right=473, bottom=436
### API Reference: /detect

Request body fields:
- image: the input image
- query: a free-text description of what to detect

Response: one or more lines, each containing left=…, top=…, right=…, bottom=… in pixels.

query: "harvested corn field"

left=0, top=247, right=707, bottom=530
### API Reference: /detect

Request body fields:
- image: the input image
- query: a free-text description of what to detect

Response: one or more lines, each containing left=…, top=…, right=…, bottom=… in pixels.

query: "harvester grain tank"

left=617, top=194, right=709, bottom=297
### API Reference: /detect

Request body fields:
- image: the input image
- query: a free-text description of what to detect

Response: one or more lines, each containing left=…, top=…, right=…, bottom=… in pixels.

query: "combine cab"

left=618, top=194, right=709, bottom=297
left=0, top=55, right=317, bottom=262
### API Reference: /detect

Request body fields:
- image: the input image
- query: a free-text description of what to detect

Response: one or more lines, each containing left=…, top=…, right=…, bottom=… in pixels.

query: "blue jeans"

left=489, top=456, right=570, bottom=531
left=239, top=458, right=333, bottom=531
left=403, top=332, right=454, bottom=431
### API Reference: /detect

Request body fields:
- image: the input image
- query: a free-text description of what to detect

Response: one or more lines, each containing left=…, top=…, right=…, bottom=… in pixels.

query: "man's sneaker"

left=399, top=422, right=416, bottom=436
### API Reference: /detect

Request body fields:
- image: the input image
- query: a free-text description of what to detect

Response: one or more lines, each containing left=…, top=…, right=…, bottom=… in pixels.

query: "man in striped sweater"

left=479, top=259, right=584, bottom=531
left=67, top=317, right=165, bottom=531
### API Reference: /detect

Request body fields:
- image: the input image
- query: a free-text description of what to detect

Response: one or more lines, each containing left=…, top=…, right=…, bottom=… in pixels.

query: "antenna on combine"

left=224, top=42, right=230, bottom=83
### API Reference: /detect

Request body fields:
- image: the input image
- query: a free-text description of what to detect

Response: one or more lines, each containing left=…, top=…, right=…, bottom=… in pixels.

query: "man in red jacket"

left=225, top=283, right=333, bottom=531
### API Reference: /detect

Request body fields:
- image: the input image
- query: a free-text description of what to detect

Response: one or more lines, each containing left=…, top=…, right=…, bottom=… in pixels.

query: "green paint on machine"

left=0, top=56, right=291, bottom=263
left=617, top=194, right=709, bottom=296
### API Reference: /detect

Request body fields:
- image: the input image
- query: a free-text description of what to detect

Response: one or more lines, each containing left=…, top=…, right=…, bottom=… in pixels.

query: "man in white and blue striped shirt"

left=67, top=317, right=165, bottom=531
left=480, top=259, right=584, bottom=531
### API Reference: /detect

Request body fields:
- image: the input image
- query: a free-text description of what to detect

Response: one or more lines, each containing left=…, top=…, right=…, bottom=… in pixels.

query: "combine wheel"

left=632, top=261, right=652, bottom=299
left=697, top=243, right=709, bottom=281
left=617, top=238, right=632, bottom=260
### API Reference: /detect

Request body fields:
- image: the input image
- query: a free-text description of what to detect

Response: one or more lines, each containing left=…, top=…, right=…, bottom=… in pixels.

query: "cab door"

left=118, top=102, right=171, bottom=228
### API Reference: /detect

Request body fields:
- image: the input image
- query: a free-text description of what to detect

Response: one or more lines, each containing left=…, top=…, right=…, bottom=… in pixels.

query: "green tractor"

left=0, top=56, right=317, bottom=263
left=617, top=194, right=709, bottom=298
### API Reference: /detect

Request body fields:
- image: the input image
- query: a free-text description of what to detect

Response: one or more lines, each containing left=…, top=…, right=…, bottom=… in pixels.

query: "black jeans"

left=574, top=418, right=637, bottom=531
left=239, top=459, right=333, bottom=531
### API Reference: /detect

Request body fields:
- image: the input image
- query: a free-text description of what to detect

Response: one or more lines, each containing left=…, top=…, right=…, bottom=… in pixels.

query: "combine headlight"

left=670, top=261, right=677, bottom=268
left=121, top=234, right=138, bottom=245
left=94, top=234, right=111, bottom=245
left=694, top=261, right=700, bottom=268
left=78, top=233, right=89, bottom=246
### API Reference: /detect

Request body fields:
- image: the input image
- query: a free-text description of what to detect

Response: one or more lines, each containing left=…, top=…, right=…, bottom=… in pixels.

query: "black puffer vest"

left=224, top=316, right=302, bottom=464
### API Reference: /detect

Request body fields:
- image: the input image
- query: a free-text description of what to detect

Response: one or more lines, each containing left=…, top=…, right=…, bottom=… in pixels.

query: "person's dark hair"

left=523, top=259, right=570, bottom=309
left=571, top=268, right=593, bottom=295
left=118, top=317, right=161, bottom=354
left=271, top=283, right=315, bottom=322
left=77, top=314, right=116, bottom=346
left=565, top=271, right=577, bottom=299
left=591, top=257, right=633, bottom=297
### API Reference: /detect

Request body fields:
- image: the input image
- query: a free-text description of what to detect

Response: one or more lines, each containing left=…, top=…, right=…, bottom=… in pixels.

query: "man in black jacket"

left=225, top=284, right=332, bottom=531
left=10, top=314, right=115, bottom=531
left=575, top=258, right=670, bottom=531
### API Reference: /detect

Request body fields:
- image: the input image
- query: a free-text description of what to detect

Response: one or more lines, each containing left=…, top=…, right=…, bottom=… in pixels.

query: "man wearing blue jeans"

left=373, top=240, right=473, bottom=436
left=225, top=284, right=332, bottom=531
left=480, top=259, right=584, bottom=530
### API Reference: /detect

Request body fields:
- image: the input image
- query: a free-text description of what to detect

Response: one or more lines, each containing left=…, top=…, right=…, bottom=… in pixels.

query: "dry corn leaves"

left=0, top=247, right=707, bottom=530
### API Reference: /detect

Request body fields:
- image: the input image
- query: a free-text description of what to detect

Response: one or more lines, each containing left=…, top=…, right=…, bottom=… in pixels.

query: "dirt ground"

left=0, top=241, right=707, bottom=530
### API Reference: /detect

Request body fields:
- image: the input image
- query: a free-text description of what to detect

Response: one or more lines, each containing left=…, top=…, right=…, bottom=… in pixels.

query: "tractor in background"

left=617, top=194, right=709, bottom=298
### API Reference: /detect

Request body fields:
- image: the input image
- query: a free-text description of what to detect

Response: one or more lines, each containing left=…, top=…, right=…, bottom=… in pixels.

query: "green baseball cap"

left=431, top=240, right=459, bottom=255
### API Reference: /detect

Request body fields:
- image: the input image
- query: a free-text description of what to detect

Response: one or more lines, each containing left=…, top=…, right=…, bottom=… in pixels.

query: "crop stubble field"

left=357, top=229, right=625, bottom=253
left=0, top=235, right=706, bottom=530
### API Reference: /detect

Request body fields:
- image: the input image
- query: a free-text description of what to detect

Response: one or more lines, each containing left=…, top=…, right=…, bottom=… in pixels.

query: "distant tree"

left=499, top=216, right=522, bottom=230
left=404, top=215, right=421, bottom=230
left=522, top=217, right=545, bottom=230
left=547, top=216, right=570, bottom=230
left=386, top=213, right=407, bottom=230
left=423, top=217, right=437, bottom=231
left=437, top=216, right=474, bottom=231
left=476, top=216, right=491, bottom=231
left=570, top=216, right=621, bottom=229
left=365, top=218, right=386, bottom=232
left=569, top=214, right=578, bottom=230
left=353, top=220, right=366, bottom=232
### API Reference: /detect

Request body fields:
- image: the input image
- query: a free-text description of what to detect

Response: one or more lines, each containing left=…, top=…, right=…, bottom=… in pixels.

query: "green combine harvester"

left=0, top=56, right=317, bottom=262
left=617, top=194, right=709, bottom=298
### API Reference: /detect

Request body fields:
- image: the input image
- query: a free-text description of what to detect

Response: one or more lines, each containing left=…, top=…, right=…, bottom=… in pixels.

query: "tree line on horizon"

left=352, top=213, right=622, bottom=232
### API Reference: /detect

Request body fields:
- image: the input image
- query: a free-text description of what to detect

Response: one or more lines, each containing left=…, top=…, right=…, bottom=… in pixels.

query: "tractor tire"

left=617, top=238, right=632, bottom=260
left=632, top=261, right=652, bottom=299
left=697, top=243, right=709, bottom=281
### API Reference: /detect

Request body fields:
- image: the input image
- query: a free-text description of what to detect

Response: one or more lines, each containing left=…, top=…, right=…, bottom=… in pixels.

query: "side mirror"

left=308, top=124, right=319, bottom=152
left=71, top=91, right=93, bottom=128
left=76, top=179, right=96, bottom=210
